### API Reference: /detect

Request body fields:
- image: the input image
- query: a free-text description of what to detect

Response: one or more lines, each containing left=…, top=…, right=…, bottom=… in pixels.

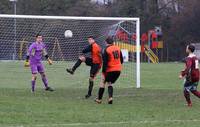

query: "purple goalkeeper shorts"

left=30, top=63, right=45, bottom=74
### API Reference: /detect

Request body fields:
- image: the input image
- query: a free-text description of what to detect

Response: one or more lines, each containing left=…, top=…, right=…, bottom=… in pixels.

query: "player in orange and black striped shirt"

left=66, top=36, right=102, bottom=99
left=95, top=37, right=123, bottom=104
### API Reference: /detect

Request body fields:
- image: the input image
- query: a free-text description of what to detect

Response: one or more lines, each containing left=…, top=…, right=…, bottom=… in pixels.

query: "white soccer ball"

left=64, top=30, right=73, bottom=38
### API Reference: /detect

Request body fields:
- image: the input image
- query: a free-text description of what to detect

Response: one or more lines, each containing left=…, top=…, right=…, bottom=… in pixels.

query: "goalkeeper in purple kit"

left=25, top=34, right=54, bottom=92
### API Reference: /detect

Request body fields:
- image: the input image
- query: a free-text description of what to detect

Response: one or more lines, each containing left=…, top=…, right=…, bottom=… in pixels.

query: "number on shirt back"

left=195, top=60, right=199, bottom=69
left=112, top=50, right=119, bottom=59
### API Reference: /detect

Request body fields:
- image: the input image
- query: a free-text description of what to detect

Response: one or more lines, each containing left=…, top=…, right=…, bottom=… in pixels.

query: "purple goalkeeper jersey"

left=28, top=42, right=47, bottom=64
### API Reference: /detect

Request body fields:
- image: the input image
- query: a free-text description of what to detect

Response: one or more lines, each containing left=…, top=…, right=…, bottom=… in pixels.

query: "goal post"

left=136, top=18, right=140, bottom=88
left=0, top=14, right=140, bottom=88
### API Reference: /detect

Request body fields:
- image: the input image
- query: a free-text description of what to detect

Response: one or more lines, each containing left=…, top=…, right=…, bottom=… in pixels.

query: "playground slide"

left=144, top=45, right=159, bottom=63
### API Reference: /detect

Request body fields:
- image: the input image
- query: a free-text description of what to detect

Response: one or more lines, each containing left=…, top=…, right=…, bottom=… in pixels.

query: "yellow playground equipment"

left=114, top=41, right=159, bottom=63
left=144, top=45, right=159, bottom=63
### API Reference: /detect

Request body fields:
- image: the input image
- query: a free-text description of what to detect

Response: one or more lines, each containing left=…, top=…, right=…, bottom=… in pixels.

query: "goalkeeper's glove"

left=47, top=58, right=53, bottom=65
left=24, top=60, right=30, bottom=67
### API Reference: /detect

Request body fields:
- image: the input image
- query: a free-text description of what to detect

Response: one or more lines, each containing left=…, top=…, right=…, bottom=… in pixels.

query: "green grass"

left=0, top=61, right=200, bottom=127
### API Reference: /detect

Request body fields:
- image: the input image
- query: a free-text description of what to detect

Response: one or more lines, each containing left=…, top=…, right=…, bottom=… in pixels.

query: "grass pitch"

left=0, top=61, right=200, bottom=127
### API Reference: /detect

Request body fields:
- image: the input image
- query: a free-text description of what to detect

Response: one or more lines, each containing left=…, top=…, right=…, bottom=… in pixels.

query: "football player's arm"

left=181, top=59, right=192, bottom=77
left=27, top=44, right=34, bottom=58
left=24, top=45, right=33, bottom=67
left=120, top=51, right=124, bottom=64
left=43, top=49, right=52, bottom=65
left=102, top=49, right=108, bottom=73
left=82, top=45, right=92, bottom=54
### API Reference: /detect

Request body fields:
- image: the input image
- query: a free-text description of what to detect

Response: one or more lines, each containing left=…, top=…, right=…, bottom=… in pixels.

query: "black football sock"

left=72, top=59, right=82, bottom=72
left=87, top=79, right=94, bottom=95
left=98, top=87, right=105, bottom=100
left=108, top=86, right=113, bottom=98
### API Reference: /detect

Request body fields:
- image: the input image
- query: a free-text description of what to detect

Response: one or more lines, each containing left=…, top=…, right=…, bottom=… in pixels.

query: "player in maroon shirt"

left=179, top=45, right=200, bottom=107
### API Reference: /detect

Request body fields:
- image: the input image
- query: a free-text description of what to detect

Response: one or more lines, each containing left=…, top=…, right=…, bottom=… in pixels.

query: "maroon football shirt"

left=181, top=54, right=200, bottom=82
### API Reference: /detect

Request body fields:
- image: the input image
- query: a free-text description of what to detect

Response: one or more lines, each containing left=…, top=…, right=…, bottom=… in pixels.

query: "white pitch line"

left=5, top=119, right=200, bottom=127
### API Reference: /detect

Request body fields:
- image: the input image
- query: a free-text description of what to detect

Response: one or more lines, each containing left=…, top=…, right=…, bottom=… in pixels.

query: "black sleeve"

left=102, top=48, right=108, bottom=73
left=82, top=45, right=92, bottom=54
left=44, top=55, right=49, bottom=59
left=120, top=51, right=124, bottom=64
left=25, top=55, right=29, bottom=62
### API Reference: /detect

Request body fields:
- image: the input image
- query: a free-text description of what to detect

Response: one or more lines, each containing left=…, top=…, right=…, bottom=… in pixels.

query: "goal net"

left=0, top=14, right=140, bottom=88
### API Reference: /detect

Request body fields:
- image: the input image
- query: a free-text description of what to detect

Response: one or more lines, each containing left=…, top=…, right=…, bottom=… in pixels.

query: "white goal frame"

left=0, top=14, right=141, bottom=88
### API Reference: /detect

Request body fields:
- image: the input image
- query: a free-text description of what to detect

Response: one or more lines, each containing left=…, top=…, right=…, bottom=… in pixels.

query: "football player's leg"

left=184, top=88, right=192, bottom=106
left=85, top=77, right=94, bottom=99
left=96, top=74, right=106, bottom=103
left=105, top=72, right=113, bottom=104
left=85, top=64, right=100, bottom=98
left=72, top=56, right=85, bottom=71
left=37, top=64, right=48, bottom=88
left=30, top=64, right=38, bottom=92
left=85, top=57, right=92, bottom=66
left=183, top=81, right=192, bottom=106
left=31, top=74, right=37, bottom=92
left=107, top=83, right=113, bottom=104
left=191, top=82, right=200, bottom=98
left=107, top=71, right=121, bottom=104
left=66, top=56, right=86, bottom=74
left=38, top=64, right=54, bottom=91
left=192, top=90, right=200, bottom=98
left=40, top=72, right=54, bottom=92
left=40, top=72, right=48, bottom=89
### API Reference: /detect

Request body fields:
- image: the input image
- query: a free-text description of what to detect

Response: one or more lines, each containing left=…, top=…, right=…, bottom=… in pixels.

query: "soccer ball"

left=64, top=30, right=73, bottom=38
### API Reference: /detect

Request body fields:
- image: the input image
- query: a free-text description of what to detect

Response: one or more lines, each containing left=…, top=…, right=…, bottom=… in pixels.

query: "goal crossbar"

left=0, top=14, right=139, bottom=21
